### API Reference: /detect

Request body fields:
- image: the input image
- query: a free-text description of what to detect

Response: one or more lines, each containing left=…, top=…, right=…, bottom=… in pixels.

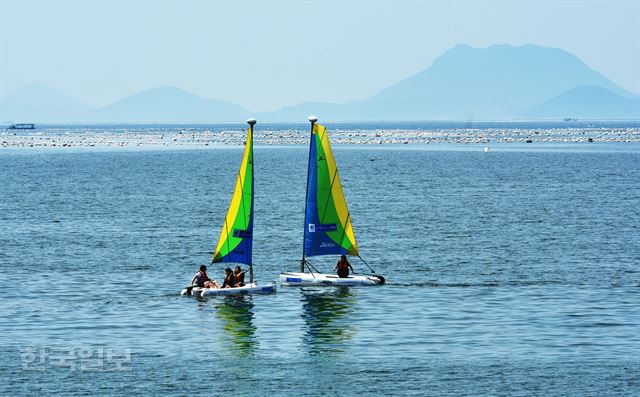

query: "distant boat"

left=280, top=116, right=385, bottom=286
left=7, top=123, right=35, bottom=130
left=182, top=118, right=276, bottom=297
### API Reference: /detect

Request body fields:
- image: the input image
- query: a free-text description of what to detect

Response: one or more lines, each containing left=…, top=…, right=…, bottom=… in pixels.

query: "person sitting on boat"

left=334, top=255, right=354, bottom=278
left=222, top=267, right=236, bottom=288
left=233, top=266, right=245, bottom=287
left=191, top=265, right=220, bottom=289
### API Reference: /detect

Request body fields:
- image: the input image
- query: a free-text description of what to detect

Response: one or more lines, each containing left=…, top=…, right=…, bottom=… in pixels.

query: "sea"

left=1, top=122, right=639, bottom=396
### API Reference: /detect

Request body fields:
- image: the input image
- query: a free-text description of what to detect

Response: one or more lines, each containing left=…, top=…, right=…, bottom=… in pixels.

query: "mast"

left=301, top=115, right=317, bottom=272
left=247, top=117, right=256, bottom=284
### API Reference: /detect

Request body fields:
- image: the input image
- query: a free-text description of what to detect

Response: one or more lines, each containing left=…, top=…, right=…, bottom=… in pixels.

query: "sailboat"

left=279, top=116, right=385, bottom=286
left=182, top=118, right=276, bottom=296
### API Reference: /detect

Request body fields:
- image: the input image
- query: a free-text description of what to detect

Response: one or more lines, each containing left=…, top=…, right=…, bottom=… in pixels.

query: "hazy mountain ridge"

left=2, top=44, right=638, bottom=123
left=345, top=44, right=637, bottom=120
left=523, top=85, right=640, bottom=119
left=99, top=86, right=250, bottom=122
left=0, top=83, right=97, bottom=122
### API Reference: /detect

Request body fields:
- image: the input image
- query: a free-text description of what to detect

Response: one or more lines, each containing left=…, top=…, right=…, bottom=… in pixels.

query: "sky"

left=1, top=0, right=639, bottom=111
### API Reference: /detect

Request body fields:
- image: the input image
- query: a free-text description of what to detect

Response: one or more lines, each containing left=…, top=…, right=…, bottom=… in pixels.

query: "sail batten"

left=303, top=123, right=358, bottom=258
left=213, top=126, right=254, bottom=265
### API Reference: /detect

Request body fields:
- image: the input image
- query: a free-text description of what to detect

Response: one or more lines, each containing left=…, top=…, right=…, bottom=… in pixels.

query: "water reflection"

left=215, top=295, right=258, bottom=356
left=300, top=287, right=357, bottom=355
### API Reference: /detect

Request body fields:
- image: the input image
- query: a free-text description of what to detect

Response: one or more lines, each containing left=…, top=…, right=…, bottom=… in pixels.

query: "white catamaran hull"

left=279, top=272, right=384, bottom=286
left=181, top=282, right=276, bottom=297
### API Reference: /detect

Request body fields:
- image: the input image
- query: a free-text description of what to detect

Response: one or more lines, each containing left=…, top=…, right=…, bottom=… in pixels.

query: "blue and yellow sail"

left=212, top=125, right=254, bottom=265
left=303, top=123, right=358, bottom=257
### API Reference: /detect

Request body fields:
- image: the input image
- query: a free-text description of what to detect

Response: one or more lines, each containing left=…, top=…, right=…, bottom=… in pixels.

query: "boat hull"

left=279, top=272, right=384, bottom=286
left=181, top=282, right=276, bottom=297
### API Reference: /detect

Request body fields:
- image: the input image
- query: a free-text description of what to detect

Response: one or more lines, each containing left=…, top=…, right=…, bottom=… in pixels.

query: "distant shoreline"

left=2, top=120, right=639, bottom=128
left=1, top=124, right=638, bottom=151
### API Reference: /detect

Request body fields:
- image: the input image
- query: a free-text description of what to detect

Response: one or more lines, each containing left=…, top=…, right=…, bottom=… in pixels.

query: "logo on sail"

left=233, top=229, right=252, bottom=238
left=308, top=223, right=337, bottom=233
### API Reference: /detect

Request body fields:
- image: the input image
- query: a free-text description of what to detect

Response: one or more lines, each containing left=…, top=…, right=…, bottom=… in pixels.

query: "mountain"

left=3, top=45, right=638, bottom=122
left=523, top=85, right=640, bottom=119
left=0, top=83, right=95, bottom=123
left=97, top=86, right=250, bottom=122
left=262, top=44, right=637, bottom=121
left=1, top=85, right=250, bottom=123
left=367, top=44, right=633, bottom=118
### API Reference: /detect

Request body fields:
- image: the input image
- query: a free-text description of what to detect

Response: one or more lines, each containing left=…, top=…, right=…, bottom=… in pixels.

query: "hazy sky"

left=1, top=0, right=638, bottom=111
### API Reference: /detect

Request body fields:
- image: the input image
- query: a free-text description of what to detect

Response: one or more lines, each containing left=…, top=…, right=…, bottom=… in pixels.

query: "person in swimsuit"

left=222, top=268, right=236, bottom=288
left=191, top=265, right=220, bottom=289
left=334, top=255, right=354, bottom=278
left=233, top=266, right=245, bottom=287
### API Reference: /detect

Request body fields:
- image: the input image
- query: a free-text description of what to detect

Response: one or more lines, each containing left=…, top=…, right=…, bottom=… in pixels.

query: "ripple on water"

left=1, top=143, right=639, bottom=395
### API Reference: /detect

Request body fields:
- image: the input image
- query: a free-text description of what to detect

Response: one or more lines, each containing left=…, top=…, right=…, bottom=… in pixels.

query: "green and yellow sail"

left=212, top=125, right=254, bottom=264
left=303, top=123, right=358, bottom=257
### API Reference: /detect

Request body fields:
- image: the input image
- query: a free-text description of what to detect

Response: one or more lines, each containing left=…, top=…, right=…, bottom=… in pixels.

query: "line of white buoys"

left=1, top=126, right=638, bottom=149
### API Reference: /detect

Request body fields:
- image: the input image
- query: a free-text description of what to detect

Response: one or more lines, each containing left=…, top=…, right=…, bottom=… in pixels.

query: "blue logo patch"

left=233, top=229, right=253, bottom=238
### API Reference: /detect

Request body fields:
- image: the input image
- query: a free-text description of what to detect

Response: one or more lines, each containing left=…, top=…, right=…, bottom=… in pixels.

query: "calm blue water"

left=1, top=137, right=639, bottom=395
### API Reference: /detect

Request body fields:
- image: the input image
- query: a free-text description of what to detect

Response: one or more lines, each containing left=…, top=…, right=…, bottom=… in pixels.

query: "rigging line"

left=314, top=128, right=333, bottom=256
left=317, top=125, right=339, bottom=224
left=330, top=169, right=351, bottom=252
left=319, top=159, right=338, bottom=223
left=320, top=138, right=352, bottom=252
left=338, top=210, right=352, bottom=254
left=304, top=259, right=319, bottom=276
left=214, top=216, right=229, bottom=265
left=357, top=255, right=376, bottom=274
left=214, top=182, right=234, bottom=264
left=224, top=213, right=232, bottom=262
left=221, top=138, right=247, bottom=263
left=316, top=126, right=329, bottom=222
left=316, top=126, right=355, bottom=258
